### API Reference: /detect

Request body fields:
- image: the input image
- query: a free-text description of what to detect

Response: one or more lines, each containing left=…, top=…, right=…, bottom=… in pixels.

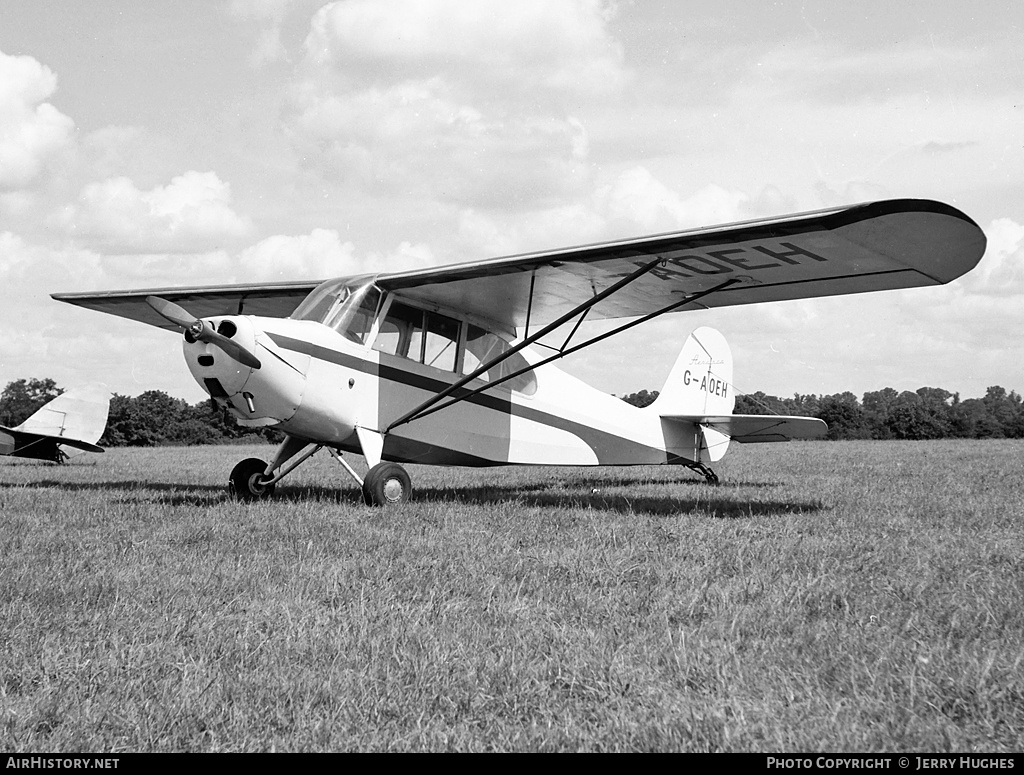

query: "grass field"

left=1, top=439, right=1022, bottom=752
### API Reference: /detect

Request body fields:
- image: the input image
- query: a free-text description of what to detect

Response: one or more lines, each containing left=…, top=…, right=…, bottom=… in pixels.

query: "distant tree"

left=735, top=391, right=791, bottom=416
left=100, top=390, right=207, bottom=446
left=983, top=385, right=1022, bottom=438
left=914, top=386, right=954, bottom=439
left=788, top=393, right=820, bottom=417
left=816, top=392, right=870, bottom=440
left=0, top=378, right=62, bottom=427
left=1005, top=390, right=1024, bottom=438
left=619, top=389, right=659, bottom=408
left=884, top=391, right=950, bottom=440
left=949, top=397, right=1000, bottom=439
left=862, top=387, right=899, bottom=439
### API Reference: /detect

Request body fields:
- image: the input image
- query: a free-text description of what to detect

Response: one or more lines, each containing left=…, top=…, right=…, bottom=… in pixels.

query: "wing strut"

left=385, top=271, right=741, bottom=433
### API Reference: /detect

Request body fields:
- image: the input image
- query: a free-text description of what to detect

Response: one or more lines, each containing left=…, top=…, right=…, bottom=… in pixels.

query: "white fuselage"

left=184, top=314, right=681, bottom=467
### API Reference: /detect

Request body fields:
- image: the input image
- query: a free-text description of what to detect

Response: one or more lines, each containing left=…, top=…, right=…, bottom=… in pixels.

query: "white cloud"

left=228, top=0, right=296, bottom=66
left=57, top=171, right=253, bottom=252
left=238, top=228, right=357, bottom=281
left=595, top=168, right=749, bottom=232
left=304, top=0, right=624, bottom=93
left=959, top=217, right=1024, bottom=297
left=454, top=166, right=751, bottom=257
left=0, top=50, right=75, bottom=190
left=286, top=0, right=624, bottom=206
left=238, top=230, right=440, bottom=282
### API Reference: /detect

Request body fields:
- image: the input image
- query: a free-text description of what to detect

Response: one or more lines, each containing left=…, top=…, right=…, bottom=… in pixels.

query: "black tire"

left=362, top=462, right=412, bottom=506
left=229, top=457, right=276, bottom=501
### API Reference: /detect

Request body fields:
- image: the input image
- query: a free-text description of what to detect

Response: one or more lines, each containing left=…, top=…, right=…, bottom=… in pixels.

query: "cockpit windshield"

left=291, top=280, right=382, bottom=344
left=292, top=280, right=536, bottom=394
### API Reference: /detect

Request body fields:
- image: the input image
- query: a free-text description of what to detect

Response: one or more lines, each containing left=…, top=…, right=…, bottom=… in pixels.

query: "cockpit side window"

left=423, top=312, right=459, bottom=371
left=372, top=301, right=422, bottom=359
left=463, top=324, right=537, bottom=395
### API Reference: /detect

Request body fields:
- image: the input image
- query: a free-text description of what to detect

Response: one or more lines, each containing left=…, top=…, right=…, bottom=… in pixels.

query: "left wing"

left=666, top=414, right=828, bottom=443
left=52, top=281, right=321, bottom=332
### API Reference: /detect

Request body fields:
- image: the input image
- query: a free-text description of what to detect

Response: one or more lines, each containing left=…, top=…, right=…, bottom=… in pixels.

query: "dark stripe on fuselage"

left=267, top=331, right=672, bottom=465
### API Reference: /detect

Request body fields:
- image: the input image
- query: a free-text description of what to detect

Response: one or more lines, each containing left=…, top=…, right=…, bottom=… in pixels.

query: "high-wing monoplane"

left=53, top=199, right=986, bottom=504
left=0, top=385, right=111, bottom=463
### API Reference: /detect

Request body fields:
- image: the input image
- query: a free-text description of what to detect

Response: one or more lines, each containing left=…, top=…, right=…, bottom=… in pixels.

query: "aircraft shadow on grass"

left=408, top=480, right=824, bottom=519
left=3, top=475, right=823, bottom=517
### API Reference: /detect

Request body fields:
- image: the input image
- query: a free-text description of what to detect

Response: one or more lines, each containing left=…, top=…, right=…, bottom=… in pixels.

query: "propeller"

left=146, top=296, right=262, bottom=370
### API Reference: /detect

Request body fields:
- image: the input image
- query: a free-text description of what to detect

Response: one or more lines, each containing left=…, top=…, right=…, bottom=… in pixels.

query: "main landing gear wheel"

left=229, top=457, right=276, bottom=501
left=362, top=462, right=412, bottom=506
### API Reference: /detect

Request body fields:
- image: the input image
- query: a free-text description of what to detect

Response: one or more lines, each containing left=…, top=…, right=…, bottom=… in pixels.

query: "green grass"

left=1, top=440, right=1022, bottom=751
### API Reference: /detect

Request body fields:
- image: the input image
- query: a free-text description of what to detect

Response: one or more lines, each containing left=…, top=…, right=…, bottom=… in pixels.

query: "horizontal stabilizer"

left=664, top=414, right=827, bottom=443
left=0, top=426, right=104, bottom=460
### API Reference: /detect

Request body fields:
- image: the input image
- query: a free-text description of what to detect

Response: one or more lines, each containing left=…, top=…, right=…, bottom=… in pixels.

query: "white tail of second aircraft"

left=652, top=327, right=827, bottom=466
left=15, top=384, right=111, bottom=454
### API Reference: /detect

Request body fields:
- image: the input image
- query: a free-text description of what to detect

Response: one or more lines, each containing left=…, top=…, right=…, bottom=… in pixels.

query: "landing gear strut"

left=226, top=434, right=413, bottom=506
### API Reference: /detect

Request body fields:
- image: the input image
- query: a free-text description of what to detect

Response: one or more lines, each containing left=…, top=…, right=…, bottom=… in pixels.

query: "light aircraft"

left=0, top=385, right=111, bottom=463
left=52, top=199, right=986, bottom=505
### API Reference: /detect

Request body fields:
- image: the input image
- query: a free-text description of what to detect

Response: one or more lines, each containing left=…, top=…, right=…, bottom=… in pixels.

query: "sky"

left=0, top=0, right=1021, bottom=405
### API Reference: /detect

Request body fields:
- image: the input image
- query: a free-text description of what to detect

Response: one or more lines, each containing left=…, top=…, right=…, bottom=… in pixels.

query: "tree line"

left=2, top=377, right=1022, bottom=447
left=620, top=385, right=1024, bottom=440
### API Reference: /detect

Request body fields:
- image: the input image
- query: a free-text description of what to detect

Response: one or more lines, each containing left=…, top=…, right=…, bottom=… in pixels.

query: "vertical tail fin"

left=650, top=327, right=735, bottom=417
left=651, top=327, right=734, bottom=465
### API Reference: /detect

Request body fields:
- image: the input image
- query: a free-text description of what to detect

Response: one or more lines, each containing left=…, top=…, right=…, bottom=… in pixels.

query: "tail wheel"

left=362, top=462, right=412, bottom=506
left=229, top=457, right=276, bottom=501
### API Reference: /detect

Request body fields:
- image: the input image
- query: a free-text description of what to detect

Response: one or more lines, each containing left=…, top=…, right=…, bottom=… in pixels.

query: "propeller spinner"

left=146, top=296, right=262, bottom=370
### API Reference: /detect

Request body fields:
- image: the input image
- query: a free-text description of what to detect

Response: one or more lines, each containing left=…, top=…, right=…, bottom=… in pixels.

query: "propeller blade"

left=146, top=295, right=200, bottom=330
left=145, top=295, right=261, bottom=370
